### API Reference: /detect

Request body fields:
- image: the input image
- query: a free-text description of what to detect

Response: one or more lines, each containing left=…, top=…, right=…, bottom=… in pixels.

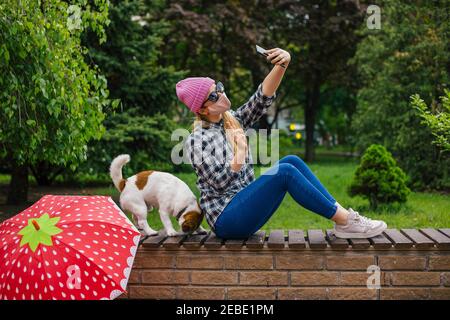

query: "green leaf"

left=26, top=119, right=36, bottom=127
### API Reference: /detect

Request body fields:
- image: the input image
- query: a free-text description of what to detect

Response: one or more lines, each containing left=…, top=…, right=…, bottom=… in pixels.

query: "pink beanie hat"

left=176, top=77, right=215, bottom=114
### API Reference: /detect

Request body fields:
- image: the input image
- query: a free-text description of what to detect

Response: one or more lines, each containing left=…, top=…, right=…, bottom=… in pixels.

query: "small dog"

left=110, top=154, right=207, bottom=237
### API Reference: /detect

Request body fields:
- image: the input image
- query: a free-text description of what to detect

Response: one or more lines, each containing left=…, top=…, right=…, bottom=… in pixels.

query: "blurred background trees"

left=1, top=0, right=449, bottom=204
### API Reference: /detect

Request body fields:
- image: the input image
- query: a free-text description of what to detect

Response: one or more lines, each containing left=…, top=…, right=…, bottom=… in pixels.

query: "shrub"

left=348, top=144, right=411, bottom=208
left=72, top=109, right=182, bottom=182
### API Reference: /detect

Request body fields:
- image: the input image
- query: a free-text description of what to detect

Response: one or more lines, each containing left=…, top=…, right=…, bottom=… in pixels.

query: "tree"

left=412, top=90, right=450, bottom=153
left=83, top=0, right=184, bottom=117
left=76, top=0, right=186, bottom=178
left=0, top=0, right=112, bottom=203
left=351, top=0, right=450, bottom=190
left=268, top=0, right=363, bottom=161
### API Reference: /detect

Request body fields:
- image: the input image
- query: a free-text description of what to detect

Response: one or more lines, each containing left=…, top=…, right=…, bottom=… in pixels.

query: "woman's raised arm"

left=262, top=47, right=291, bottom=96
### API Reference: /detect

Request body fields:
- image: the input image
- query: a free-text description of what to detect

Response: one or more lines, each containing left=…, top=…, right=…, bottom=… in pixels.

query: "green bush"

left=70, top=108, right=184, bottom=183
left=348, top=144, right=411, bottom=208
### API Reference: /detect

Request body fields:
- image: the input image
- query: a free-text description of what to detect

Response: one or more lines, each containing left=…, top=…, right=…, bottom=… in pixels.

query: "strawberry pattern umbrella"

left=0, top=195, right=141, bottom=300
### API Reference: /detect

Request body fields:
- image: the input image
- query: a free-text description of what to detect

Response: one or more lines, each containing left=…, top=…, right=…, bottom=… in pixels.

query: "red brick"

left=378, top=256, right=426, bottom=270
left=128, top=270, right=141, bottom=284
left=227, top=288, right=276, bottom=300
left=430, top=288, right=450, bottom=300
left=389, top=272, right=441, bottom=286
left=326, top=255, right=374, bottom=270
left=328, top=288, right=377, bottom=300
left=340, top=272, right=388, bottom=286
left=275, top=255, right=324, bottom=270
left=380, top=288, right=430, bottom=300
left=176, top=255, right=223, bottom=269
left=129, top=286, right=175, bottom=299
left=141, top=270, right=189, bottom=285
left=428, top=256, right=450, bottom=270
left=291, top=272, right=339, bottom=286
left=239, top=271, right=288, bottom=286
left=177, top=286, right=225, bottom=300
left=443, top=272, right=450, bottom=286
left=191, top=271, right=238, bottom=285
left=133, top=254, right=174, bottom=269
left=224, top=255, right=273, bottom=270
left=278, top=288, right=328, bottom=300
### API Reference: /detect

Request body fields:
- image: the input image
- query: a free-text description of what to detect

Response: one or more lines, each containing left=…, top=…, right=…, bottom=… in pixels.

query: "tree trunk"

left=30, top=161, right=64, bottom=186
left=7, top=162, right=29, bottom=205
left=304, top=81, right=321, bottom=162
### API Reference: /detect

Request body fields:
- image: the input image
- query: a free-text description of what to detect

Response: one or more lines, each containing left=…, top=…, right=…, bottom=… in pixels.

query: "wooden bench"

left=122, top=228, right=450, bottom=300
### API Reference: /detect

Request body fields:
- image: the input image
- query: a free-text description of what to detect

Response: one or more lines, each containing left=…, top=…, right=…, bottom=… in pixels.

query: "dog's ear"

left=182, top=211, right=203, bottom=233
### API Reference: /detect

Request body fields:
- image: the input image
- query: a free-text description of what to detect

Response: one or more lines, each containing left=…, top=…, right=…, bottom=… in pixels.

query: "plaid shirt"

left=184, top=82, right=277, bottom=232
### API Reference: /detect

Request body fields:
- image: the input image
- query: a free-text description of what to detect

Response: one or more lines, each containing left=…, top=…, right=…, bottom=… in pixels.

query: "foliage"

left=0, top=0, right=112, bottom=169
left=412, top=90, right=450, bottom=153
left=75, top=0, right=188, bottom=183
left=75, top=108, right=181, bottom=181
left=350, top=0, right=450, bottom=190
left=83, top=0, right=185, bottom=117
left=270, top=0, right=363, bottom=161
left=349, top=144, right=411, bottom=208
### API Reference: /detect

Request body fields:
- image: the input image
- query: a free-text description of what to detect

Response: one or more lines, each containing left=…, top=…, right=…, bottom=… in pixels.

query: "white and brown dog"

left=110, top=154, right=207, bottom=237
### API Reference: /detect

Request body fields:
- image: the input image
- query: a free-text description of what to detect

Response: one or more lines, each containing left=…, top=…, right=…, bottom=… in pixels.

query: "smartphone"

left=255, top=44, right=286, bottom=68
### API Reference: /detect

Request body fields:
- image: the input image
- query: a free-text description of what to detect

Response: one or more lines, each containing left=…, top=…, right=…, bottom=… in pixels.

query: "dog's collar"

left=175, top=205, right=189, bottom=221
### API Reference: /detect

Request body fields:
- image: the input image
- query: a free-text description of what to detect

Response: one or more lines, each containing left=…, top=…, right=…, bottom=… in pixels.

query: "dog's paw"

left=165, top=230, right=181, bottom=237
left=143, top=230, right=159, bottom=237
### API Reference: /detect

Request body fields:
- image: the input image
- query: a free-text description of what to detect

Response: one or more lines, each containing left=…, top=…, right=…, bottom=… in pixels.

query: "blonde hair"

left=191, top=110, right=247, bottom=156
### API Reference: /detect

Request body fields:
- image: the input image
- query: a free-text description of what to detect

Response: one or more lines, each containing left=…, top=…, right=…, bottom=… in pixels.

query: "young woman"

left=176, top=47, right=387, bottom=239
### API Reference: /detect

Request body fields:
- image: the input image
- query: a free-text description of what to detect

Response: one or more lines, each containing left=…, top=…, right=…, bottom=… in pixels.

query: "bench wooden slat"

left=325, top=229, right=349, bottom=249
left=369, top=234, right=393, bottom=249
left=267, top=230, right=285, bottom=249
left=183, top=231, right=211, bottom=249
left=438, top=229, right=450, bottom=238
left=141, top=234, right=167, bottom=248
left=307, top=229, right=327, bottom=249
left=225, top=238, right=247, bottom=249
left=246, top=230, right=266, bottom=249
left=162, top=234, right=187, bottom=249
left=288, top=230, right=306, bottom=249
left=401, top=229, right=435, bottom=249
left=204, top=232, right=224, bottom=249
left=419, top=228, right=450, bottom=249
left=383, top=229, right=413, bottom=249
left=349, top=237, right=371, bottom=249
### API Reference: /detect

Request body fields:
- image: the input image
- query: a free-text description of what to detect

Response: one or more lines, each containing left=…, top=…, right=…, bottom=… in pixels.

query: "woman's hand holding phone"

left=265, top=48, right=291, bottom=67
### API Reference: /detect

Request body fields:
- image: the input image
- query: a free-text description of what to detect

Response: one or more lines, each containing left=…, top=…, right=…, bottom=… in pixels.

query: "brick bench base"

left=121, top=229, right=450, bottom=300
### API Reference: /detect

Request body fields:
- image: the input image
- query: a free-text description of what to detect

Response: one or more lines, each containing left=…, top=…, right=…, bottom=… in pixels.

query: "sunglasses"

left=203, top=81, right=225, bottom=105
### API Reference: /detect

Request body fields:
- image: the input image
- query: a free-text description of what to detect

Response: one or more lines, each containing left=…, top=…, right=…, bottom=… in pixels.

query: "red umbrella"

left=0, top=195, right=141, bottom=300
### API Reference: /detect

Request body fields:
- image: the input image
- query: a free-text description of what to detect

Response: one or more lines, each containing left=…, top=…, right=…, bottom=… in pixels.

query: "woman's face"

left=199, top=82, right=231, bottom=116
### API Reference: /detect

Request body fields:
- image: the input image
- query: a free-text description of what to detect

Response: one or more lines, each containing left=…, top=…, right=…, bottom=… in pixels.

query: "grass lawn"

left=0, top=154, right=449, bottom=231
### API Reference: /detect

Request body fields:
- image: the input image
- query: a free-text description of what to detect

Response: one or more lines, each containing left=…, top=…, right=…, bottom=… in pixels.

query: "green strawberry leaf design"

left=18, top=213, right=63, bottom=252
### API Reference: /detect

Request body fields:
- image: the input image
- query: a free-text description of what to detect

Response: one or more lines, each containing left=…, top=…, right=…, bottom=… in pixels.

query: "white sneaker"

left=333, top=208, right=387, bottom=239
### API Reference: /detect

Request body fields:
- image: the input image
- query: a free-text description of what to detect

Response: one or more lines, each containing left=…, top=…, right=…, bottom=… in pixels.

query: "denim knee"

left=277, top=162, right=298, bottom=177
left=281, top=154, right=302, bottom=164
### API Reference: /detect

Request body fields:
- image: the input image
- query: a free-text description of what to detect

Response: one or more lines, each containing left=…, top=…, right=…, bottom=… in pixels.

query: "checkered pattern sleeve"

left=186, top=131, right=241, bottom=193
left=233, top=82, right=277, bottom=130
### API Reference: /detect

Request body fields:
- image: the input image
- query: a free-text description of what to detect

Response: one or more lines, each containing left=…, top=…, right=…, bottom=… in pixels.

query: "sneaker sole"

left=333, top=222, right=387, bottom=239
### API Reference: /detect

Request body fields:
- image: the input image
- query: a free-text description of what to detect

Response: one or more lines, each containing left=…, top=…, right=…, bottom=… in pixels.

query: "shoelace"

left=352, top=210, right=373, bottom=227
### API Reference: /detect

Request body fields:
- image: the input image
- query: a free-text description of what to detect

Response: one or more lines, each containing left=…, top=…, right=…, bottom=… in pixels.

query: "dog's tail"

left=110, top=154, right=130, bottom=192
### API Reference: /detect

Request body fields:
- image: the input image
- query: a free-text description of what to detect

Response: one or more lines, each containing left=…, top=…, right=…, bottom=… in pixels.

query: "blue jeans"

left=214, top=155, right=338, bottom=239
